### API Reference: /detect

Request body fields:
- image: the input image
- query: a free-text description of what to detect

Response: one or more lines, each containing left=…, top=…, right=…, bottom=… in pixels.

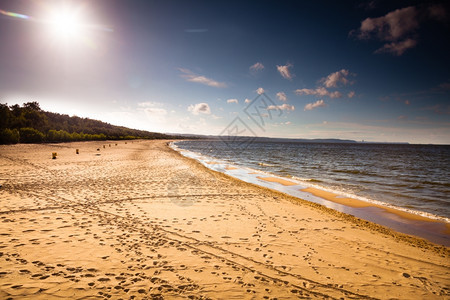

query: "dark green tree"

left=19, top=127, right=45, bottom=143
left=0, top=128, right=20, bottom=144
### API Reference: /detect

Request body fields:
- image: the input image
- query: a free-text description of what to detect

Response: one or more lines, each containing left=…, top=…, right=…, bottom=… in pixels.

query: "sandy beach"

left=0, top=140, right=448, bottom=299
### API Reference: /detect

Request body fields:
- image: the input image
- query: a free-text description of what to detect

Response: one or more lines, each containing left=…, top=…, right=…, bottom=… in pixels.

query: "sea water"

left=173, top=140, right=450, bottom=222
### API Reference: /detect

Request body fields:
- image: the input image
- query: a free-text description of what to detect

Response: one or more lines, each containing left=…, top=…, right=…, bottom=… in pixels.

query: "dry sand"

left=0, top=140, right=448, bottom=299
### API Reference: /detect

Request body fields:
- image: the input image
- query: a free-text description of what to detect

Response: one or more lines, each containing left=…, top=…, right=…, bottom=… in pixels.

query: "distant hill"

left=169, top=134, right=359, bottom=144
left=0, top=102, right=182, bottom=144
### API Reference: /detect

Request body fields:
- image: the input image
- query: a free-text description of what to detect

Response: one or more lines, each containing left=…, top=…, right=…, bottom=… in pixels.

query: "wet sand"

left=301, top=187, right=449, bottom=222
left=0, top=140, right=449, bottom=299
left=257, top=177, right=298, bottom=186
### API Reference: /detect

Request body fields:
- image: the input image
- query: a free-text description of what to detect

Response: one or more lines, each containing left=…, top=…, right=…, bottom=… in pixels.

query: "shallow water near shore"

left=172, top=140, right=450, bottom=246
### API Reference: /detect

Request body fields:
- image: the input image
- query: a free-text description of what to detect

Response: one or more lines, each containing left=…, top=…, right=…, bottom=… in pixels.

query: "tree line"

left=0, top=102, right=179, bottom=144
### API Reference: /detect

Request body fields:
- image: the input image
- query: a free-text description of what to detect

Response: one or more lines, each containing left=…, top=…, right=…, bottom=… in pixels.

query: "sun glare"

left=49, top=8, right=82, bottom=39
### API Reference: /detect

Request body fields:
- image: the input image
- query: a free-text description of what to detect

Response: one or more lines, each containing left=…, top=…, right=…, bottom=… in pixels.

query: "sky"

left=0, top=0, right=449, bottom=144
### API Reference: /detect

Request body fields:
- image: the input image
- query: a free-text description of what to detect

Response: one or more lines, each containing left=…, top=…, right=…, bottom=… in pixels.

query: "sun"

left=52, top=14, right=78, bottom=36
left=48, top=8, right=82, bottom=39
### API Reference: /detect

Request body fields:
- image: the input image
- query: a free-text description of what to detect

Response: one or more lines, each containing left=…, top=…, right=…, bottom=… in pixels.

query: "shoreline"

left=171, top=142, right=450, bottom=246
left=0, top=140, right=449, bottom=299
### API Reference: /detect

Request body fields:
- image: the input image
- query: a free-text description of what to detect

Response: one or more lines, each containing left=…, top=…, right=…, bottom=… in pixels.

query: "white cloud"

left=138, top=101, right=162, bottom=107
left=358, top=7, right=418, bottom=41
left=321, top=69, right=352, bottom=88
left=179, top=68, right=227, bottom=88
left=256, top=87, right=265, bottom=95
left=143, top=108, right=167, bottom=115
left=267, top=103, right=295, bottom=111
left=285, top=121, right=292, bottom=125
left=244, top=98, right=251, bottom=103
left=304, top=99, right=326, bottom=111
left=227, top=98, right=238, bottom=104
left=276, top=92, right=287, bottom=102
left=352, top=6, right=421, bottom=55
left=188, top=103, right=211, bottom=115
left=250, top=62, right=264, bottom=72
left=143, top=108, right=168, bottom=123
left=348, top=91, right=356, bottom=98
left=374, top=38, right=417, bottom=56
left=276, top=63, right=293, bottom=80
left=295, top=87, right=342, bottom=98
left=138, top=102, right=168, bottom=123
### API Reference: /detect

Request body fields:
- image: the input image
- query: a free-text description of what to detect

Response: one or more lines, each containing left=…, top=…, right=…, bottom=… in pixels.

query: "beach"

left=0, top=140, right=448, bottom=299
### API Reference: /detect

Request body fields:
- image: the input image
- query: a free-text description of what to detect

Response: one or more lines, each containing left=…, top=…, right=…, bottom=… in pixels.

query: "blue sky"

left=1, top=0, right=449, bottom=143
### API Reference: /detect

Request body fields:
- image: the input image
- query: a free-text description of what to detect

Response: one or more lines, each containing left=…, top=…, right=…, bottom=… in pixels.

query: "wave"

left=421, top=181, right=450, bottom=187
left=331, top=169, right=383, bottom=177
left=307, top=178, right=323, bottom=183
left=258, top=162, right=276, bottom=167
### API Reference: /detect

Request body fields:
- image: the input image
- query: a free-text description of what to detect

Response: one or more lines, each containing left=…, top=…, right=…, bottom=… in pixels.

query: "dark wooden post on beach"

left=52, top=152, right=57, bottom=159
left=76, top=149, right=79, bottom=154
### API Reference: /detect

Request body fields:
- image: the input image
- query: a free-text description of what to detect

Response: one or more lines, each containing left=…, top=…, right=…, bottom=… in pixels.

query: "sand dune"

left=0, top=140, right=448, bottom=299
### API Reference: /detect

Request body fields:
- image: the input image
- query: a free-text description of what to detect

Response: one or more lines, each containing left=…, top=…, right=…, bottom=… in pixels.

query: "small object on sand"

left=109, top=144, right=111, bottom=147
left=76, top=149, right=79, bottom=154
left=52, top=152, right=57, bottom=159
left=97, top=148, right=100, bottom=151
left=125, top=142, right=127, bottom=144
left=115, top=143, right=117, bottom=146
left=103, top=145, right=105, bottom=149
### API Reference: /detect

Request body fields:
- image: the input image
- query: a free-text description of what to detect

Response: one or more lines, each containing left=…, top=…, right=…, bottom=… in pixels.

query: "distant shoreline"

left=171, top=135, right=450, bottom=146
